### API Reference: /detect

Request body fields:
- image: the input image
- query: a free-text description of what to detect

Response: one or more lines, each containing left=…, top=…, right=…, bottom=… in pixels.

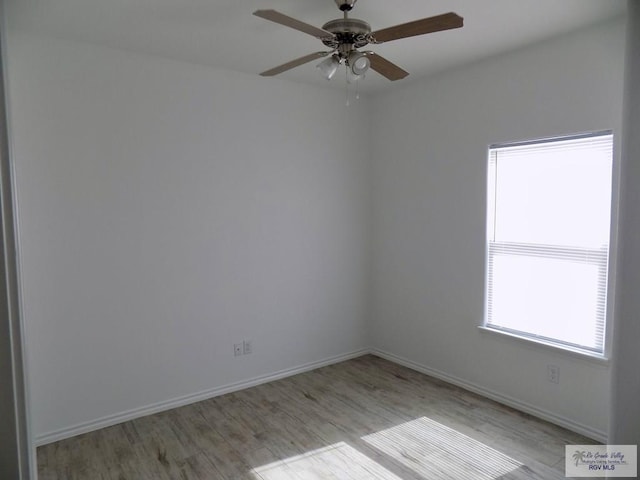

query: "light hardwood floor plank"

left=37, top=355, right=596, bottom=479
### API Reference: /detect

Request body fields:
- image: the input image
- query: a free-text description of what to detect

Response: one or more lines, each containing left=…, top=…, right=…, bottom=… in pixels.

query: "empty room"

left=1, top=0, right=639, bottom=479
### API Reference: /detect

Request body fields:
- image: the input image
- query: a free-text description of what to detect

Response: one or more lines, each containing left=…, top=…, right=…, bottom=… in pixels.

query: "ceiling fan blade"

left=371, top=12, right=463, bottom=43
left=366, top=53, right=409, bottom=81
left=254, top=9, right=335, bottom=40
left=260, top=51, right=331, bottom=76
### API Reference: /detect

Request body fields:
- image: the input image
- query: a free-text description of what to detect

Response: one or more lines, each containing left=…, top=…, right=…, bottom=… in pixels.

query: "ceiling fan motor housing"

left=321, top=18, right=371, bottom=49
left=335, top=0, right=357, bottom=11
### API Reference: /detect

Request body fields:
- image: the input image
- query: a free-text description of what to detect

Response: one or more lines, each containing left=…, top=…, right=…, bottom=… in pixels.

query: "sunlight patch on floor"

left=251, top=441, right=403, bottom=479
left=362, top=416, right=522, bottom=479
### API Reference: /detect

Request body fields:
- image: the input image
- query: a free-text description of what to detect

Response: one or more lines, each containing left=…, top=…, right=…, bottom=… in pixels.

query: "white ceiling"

left=6, top=0, right=627, bottom=94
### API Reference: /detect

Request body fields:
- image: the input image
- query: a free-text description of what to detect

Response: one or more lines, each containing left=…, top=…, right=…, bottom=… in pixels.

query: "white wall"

left=370, top=19, right=625, bottom=439
left=610, top=1, right=640, bottom=445
left=6, top=33, right=370, bottom=441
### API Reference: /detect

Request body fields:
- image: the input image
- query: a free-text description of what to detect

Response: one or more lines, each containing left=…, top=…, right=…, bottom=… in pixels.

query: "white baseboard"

left=36, top=346, right=607, bottom=446
left=370, top=348, right=608, bottom=443
left=35, top=348, right=369, bottom=446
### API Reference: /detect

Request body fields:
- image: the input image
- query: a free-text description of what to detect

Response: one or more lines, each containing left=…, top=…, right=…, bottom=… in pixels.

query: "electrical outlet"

left=243, top=340, right=252, bottom=355
left=547, top=365, right=560, bottom=384
left=234, top=343, right=243, bottom=356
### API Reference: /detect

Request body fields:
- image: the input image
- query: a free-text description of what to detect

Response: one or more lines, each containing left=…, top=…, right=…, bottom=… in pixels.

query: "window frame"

left=481, top=130, right=617, bottom=360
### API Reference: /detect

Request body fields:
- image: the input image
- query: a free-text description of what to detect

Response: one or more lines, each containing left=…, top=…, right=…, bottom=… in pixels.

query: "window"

left=484, top=131, right=613, bottom=355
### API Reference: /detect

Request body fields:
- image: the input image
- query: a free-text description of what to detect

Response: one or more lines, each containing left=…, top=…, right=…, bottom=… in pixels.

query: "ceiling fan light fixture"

left=348, top=51, right=370, bottom=76
left=316, top=54, right=341, bottom=80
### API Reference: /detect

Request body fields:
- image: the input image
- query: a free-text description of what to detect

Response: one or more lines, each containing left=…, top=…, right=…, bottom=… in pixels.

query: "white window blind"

left=485, top=132, right=613, bottom=354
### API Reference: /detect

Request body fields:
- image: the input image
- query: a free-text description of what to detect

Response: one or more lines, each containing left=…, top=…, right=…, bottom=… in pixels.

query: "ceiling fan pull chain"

left=345, top=66, right=350, bottom=106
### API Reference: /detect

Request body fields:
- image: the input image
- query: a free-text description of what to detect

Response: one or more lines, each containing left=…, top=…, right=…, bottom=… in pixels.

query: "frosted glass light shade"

left=349, top=51, right=370, bottom=75
left=317, top=55, right=340, bottom=80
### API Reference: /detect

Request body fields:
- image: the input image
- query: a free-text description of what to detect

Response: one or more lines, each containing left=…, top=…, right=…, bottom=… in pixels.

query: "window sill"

left=478, top=325, right=610, bottom=366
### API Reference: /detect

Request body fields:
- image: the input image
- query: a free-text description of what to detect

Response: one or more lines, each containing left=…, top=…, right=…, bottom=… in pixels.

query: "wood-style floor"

left=37, top=355, right=595, bottom=479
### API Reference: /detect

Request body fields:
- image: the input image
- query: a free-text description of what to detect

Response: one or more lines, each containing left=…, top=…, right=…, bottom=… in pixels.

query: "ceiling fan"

left=253, top=0, right=463, bottom=82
